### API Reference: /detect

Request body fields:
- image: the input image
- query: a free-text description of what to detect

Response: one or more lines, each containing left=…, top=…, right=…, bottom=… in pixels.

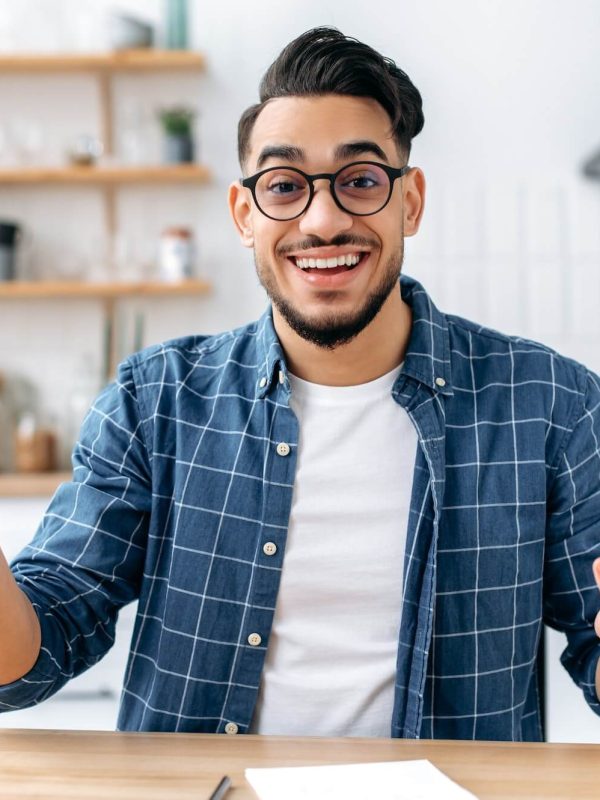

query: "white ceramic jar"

left=159, top=226, right=194, bottom=281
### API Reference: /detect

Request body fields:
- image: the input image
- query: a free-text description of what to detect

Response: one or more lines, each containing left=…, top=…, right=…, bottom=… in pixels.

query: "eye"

left=340, top=168, right=383, bottom=188
left=336, top=164, right=388, bottom=198
left=345, top=174, right=377, bottom=189
left=259, top=170, right=309, bottom=206
left=267, top=179, right=302, bottom=195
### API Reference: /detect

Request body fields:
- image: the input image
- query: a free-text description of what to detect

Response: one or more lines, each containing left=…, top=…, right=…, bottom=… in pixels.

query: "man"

left=0, top=27, right=599, bottom=741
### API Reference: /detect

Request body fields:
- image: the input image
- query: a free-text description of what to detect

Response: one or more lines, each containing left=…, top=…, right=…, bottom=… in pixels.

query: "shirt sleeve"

left=545, top=367, right=600, bottom=716
left=0, top=358, right=152, bottom=711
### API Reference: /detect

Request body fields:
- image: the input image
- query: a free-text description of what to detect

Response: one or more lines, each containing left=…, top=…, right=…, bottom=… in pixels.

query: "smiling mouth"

left=289, top=252, right=368, bottom=273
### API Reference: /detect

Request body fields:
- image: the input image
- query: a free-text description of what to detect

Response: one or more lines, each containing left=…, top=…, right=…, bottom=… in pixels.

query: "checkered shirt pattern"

left=1, top=274, right=599, bottom=740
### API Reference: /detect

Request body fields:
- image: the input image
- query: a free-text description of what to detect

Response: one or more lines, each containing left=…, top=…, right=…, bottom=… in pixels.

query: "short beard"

left=255, top=249, right=403, bottom=350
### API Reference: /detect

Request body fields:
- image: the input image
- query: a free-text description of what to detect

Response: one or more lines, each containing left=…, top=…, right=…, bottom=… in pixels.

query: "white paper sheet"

left=245, top=758, right=479, bottom=800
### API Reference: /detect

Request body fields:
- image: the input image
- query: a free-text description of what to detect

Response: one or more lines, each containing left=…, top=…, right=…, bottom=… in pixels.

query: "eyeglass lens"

left=254, top=163, right=391, bottom=220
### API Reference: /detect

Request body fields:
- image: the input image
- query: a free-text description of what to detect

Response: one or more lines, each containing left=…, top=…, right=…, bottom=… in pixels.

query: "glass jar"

left=159, top=226, right=194, bottom=281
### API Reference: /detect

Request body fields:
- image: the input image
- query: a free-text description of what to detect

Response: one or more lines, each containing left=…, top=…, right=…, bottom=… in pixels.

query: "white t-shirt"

left=250, top=365, right=418, bottom=737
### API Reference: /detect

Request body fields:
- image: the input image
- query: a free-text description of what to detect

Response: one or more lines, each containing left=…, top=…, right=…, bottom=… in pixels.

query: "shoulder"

left=123, top=319, right=264, bottom=383
left=446, top=311, right=591, bottom=395
left=99, top=319, right=271, bottom=419
left=444, top=314, right=593, bottom=385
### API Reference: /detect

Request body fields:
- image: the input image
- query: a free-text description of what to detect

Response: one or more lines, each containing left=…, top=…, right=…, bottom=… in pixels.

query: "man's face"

left=230, top=94, right=424, bottom=349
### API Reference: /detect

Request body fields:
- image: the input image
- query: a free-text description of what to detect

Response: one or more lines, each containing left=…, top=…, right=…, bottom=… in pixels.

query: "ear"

left=228, top=180, right=255, bottom=247
left=402, top=167, right=426, bottom=237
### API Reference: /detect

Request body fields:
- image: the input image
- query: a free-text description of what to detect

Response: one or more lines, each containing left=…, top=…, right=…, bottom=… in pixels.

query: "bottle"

left=164, top=0, right=188, bottom=49
left=62, top=356, right=100, bottom=467
left=0, top=372, right=12, bottom=472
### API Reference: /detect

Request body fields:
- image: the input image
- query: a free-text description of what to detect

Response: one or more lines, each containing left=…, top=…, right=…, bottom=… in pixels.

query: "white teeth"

left=294, top=253, right=363, bottom=269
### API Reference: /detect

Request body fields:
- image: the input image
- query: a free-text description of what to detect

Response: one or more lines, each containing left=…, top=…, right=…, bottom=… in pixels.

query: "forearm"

left=0, top=548, right=41, bottom=685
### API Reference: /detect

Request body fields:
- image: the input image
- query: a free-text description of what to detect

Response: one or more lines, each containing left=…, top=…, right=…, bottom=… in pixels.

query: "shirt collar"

left=399, top=274, right=453, bottom=396
left=255, top=307, right=288, bottom=398
left=254, top=274, right=453, bottom=398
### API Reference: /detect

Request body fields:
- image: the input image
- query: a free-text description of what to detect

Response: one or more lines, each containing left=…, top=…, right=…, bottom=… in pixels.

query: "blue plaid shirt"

left=2, top=275, right=599, bottom=740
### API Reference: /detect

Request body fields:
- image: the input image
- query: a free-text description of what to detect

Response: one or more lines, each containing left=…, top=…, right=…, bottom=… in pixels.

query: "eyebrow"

left=255, top=140, right=390, bottom=170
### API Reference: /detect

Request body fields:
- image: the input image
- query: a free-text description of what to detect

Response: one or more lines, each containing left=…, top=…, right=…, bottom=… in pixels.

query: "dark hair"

left=237, top=26, right=424, bottom=172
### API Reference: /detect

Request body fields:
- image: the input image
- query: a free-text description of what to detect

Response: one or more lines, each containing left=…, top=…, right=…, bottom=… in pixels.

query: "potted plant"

left=158, top=106, right=196, bottom=164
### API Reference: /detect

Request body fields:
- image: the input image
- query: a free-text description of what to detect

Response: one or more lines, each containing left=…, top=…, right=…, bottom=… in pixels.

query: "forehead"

left=248, top=94, right=397, bottom=170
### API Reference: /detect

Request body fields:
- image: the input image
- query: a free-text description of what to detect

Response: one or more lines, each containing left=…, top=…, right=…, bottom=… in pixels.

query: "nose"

left=298, top=179, right=353, bottom=238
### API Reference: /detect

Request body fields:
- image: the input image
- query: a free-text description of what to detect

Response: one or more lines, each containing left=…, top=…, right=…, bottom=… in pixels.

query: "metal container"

left=0, top=221, right=20, bottom=281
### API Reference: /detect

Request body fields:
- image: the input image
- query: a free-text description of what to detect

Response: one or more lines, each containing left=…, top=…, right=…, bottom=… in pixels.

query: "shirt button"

left=263, top=541, right=277, bottom=556
left=278, top=370, right=285, bottom=384
left=435, top=377, right=446, bottom=387
left=276, top=442, right=290, bottom=457
left=224, top=722, right=238, bottom=735
left=247, top=633, right=262, bottom=646
left=259, top=376, right=267, bottom=388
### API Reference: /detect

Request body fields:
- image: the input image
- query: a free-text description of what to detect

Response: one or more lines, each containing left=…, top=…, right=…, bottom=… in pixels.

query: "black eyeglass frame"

left=240, top=160, right=410, bottom=221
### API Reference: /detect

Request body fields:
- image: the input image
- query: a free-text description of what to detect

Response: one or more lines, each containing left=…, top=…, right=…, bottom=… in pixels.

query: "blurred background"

left=0, top=0, right=599, bottom=741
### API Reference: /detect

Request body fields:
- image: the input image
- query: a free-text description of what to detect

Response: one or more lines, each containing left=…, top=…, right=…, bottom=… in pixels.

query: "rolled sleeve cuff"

left=0, top=647, right=63, bottom=712
left=0, top=592, right=71, bottom=713
left=561, top=640, right=600, bottom=717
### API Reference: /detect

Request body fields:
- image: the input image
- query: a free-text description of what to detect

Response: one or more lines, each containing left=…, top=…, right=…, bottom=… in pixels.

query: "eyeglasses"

left=241, top=160, right=410, bottom=221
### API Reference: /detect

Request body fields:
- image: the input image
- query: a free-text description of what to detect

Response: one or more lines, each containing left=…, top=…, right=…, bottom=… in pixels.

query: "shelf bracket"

left=97, top=69, right=114, bottom=156
left=102, top=296, right=117, bottom=383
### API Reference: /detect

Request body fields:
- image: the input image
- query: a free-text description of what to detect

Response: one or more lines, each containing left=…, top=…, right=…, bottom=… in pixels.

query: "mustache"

left=277, top=234, right=379, bottom=257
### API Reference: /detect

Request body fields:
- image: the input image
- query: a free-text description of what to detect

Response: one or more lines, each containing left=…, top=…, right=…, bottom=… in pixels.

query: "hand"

left=594, top=558, right=600, bottom=699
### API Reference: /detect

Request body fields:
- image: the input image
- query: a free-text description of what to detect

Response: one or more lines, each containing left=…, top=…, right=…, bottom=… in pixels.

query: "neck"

left=273, top=287, right=412, bottom=386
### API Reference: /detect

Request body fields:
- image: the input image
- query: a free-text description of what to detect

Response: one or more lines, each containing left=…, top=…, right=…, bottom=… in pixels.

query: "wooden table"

left=0, top=729, right=598, bottom=799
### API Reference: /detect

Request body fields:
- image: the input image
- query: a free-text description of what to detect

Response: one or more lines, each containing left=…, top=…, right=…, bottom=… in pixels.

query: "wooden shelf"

left=0, top=471, right=71, bottom=498
left=0, top=278, right=212, bottom=300
left=0, top=278, right=212, bottom=380
left=0, top=50, right=205, bottom=73
left=0, top=164, right=212, bottom=185
left=0, top=49, right=213, bottom=390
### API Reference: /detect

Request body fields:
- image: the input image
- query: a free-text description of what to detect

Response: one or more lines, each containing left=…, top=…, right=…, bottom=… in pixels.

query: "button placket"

left=218, top=403, right=295, bottom=737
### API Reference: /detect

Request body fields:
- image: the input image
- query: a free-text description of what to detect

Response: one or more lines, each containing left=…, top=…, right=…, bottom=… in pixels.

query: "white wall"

left=0, top=0, right=599, bottom=740
left=1, top=1, right=600, bottom=431
left=1, top=1, right=600, bottom=411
